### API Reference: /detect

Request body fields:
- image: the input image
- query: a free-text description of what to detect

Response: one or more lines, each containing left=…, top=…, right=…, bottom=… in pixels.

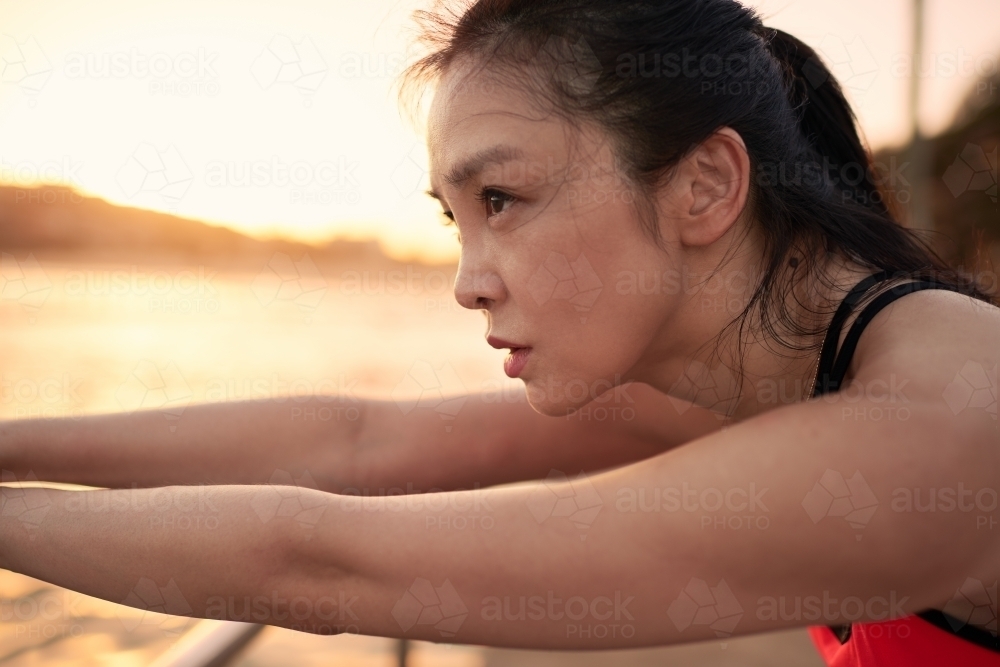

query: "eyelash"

left=475, top=187, right=515, bottom=218
left=439, top=187, right=515, bottom=230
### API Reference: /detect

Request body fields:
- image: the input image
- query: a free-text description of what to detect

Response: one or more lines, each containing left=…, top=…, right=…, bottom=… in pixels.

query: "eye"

left=476, top=187, right=515, bottom=218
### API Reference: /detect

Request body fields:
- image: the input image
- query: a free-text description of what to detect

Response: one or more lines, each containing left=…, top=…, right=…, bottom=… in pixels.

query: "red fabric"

left=808, top=617, right=1000, bottom=667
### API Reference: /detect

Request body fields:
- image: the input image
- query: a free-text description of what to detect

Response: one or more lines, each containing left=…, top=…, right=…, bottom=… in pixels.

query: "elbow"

left=258, top=489, right=361, bottom=633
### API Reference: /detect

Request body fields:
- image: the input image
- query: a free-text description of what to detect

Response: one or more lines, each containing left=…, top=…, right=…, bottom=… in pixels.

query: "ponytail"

left=759, top=27, right=892, bottom=219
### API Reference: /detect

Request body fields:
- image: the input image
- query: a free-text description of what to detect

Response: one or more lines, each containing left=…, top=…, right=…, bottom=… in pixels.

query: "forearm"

left=0, top=481, right=731, bottom=647
left=1, top=383, right=720, bottom=494
left=0, top=482, right=666, bottom=647
left=0, top=486, right=291, bottom=624
left=0, top=397, right=364, bottom=490
left=0, top=392, right=543, bottom=492
left=351, top=382, right=723, bottom=492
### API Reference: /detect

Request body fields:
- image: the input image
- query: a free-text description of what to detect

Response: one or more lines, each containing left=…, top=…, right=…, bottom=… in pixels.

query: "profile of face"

left=426, top=59, right=752, bottom=417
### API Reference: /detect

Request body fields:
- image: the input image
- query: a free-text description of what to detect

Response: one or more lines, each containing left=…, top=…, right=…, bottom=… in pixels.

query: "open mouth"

left=486, top=335, right=532, bottom=378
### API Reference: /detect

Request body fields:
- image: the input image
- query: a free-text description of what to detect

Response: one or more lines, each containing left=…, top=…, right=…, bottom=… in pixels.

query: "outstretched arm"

left=3, top=366, right=995, bottom=649
left=0, top=382, right=722, bottom=492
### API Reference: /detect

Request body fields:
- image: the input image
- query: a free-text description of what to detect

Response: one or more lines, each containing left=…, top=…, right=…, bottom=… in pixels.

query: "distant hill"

left=0, top=185, right=437, bottom=270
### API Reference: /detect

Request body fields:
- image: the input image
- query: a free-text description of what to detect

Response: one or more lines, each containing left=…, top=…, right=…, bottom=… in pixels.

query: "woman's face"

left=426, top=63, right=687, bottom=416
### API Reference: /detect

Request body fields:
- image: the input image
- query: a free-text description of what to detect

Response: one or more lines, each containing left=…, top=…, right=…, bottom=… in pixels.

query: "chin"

left=524, top=394, right=576, bottom=417
left=522, top=373, right=606, bottom=418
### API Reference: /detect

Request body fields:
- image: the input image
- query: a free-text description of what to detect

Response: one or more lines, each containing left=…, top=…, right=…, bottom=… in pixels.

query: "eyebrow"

left=425, top=144, right=525, bottom=200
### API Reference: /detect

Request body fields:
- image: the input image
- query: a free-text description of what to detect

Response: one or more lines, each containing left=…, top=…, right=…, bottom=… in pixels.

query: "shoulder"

left=847, top=284, right=999, bottom=405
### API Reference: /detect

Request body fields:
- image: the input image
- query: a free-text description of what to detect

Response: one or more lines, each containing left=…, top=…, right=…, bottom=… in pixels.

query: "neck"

left=626, top=241, right=872, bottom=423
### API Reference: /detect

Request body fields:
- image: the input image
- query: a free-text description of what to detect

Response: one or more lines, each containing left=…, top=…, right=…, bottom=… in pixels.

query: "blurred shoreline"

left=0, top=184, right=456, bottom=274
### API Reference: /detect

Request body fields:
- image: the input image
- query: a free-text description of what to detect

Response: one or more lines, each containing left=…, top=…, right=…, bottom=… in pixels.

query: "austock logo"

left=806, top=35, right=879, bottom=101
left=480, top=590, right=636, bottom=639
left=392, top=578, right=468, bottom=638
left=204, top=590, right=359, bottom=634
left=526, top=251, right=603, bottom=324
left=0, top=470, right=52, bottom=538
left=391, top=360, right=467, bottom=432
left=116, top=143, right=194, bottom=209
left=250, top=252, right=328, bottom=323
left=942, top=143, right=998, bottom=203
left=63, top=47, right=221, bottom=97
left=524, top=470, right=603, bottom=540
left=535, top=34, right=601, bottom=95
left=114, top=360, right=193, bottom=431
left=667, top=578, right=744, bottom=642
left=0, top=588, right=86, bottom=640
left=250, top=35, right=327, bottom=105
left=0, top=35, right=52, bottom=101
left=615, top=482, right=771, bottom=532
left=802, top=469, right=879, bottom=540
left=667, top=359, right=739, bottom=420
left=249, top=470, right=328, bottom=531
left=390, top=143, right=428, bottom=198
left=942, top=578, right=997, bottom=637
left=943, top=360, right=997, bottom=422
left=116, top=577, right=194, bottom=635
left=755, top=591, right=910, bottom=623
left=337, top=44, right=419, bottom=80
left=0, top=252, right=53, bottom=322
left=204, top=155, right=360, bottom=206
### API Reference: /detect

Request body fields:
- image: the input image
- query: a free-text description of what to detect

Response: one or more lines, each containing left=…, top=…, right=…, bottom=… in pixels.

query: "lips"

left=486, top=335, right=524, bottom=350
left=502, top=347, right=531, bottom=378
left=486, top=335, right=532, bottom=378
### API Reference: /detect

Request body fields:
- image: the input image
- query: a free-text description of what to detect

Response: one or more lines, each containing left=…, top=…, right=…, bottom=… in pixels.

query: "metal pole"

left=906, top=0, right=934, bottom=232
left=396, top=638, right=410, bottom=667
left=149, top=621, right=264, bottom=667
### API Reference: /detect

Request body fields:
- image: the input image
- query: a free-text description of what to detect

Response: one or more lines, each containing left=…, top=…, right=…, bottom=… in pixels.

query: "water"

left=0, top=258, right=512, bottom=422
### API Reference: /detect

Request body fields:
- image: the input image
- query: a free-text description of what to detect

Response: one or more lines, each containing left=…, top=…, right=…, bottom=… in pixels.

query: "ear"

left=658, top=127, right=750, bottom=248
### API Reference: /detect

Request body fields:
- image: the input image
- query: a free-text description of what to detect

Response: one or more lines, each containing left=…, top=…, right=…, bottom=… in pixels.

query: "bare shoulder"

left=848, top=286, right=999, bottom=404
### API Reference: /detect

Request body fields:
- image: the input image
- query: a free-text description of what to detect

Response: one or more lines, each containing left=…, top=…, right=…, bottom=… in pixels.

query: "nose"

left=453, top=252, right=506, bottom=311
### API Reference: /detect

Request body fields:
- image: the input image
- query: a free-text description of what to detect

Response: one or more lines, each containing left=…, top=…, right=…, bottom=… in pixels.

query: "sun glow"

left=0, top=0, right=997, bottom=262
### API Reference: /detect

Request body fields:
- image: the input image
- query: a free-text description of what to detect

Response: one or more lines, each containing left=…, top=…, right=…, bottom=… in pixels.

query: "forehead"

left=426, top=62, right=566, bottom=188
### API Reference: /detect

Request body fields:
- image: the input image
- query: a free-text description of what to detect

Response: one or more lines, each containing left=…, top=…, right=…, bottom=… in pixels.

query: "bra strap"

left=812, top=270, right=892, bottom=398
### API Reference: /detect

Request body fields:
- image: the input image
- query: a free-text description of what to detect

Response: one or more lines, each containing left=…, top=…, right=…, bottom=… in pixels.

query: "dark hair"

left=398, top=0, right=997, bottom=389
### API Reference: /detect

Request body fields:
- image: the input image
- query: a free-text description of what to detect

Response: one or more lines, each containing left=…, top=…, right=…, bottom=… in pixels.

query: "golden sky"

left=1, top=0, right=998, bottom=263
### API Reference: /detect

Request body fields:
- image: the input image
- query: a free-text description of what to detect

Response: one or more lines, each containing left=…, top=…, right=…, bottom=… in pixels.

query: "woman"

left=1, top=0, right=998, bottom=664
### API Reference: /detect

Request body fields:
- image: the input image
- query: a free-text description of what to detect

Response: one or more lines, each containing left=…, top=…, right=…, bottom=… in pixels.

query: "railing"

left=148, top=621, right=263, bottom=667
left=147, top=622, right=411, bottom=667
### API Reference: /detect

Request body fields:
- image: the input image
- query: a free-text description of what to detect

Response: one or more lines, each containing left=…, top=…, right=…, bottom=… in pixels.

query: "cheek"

left=539, top=292, right=660, bottom=384
left=507, top=197, right=638, bottom=306
left=511, top=225, right=671, bottom=389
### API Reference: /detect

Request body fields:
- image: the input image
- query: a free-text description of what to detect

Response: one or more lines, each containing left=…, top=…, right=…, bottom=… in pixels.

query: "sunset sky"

left=1, top=0, right=998, bottom=262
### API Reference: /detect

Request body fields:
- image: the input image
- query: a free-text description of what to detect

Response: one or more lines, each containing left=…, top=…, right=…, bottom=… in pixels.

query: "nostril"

left=454, top=268, right=504, bottom=311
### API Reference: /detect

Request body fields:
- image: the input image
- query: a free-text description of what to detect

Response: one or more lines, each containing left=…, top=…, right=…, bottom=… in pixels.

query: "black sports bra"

left=811, top=269, right=998, bottom=653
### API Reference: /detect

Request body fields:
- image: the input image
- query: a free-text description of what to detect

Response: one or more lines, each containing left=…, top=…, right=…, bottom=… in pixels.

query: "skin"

left=1, top=58, right=998, bottom=649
